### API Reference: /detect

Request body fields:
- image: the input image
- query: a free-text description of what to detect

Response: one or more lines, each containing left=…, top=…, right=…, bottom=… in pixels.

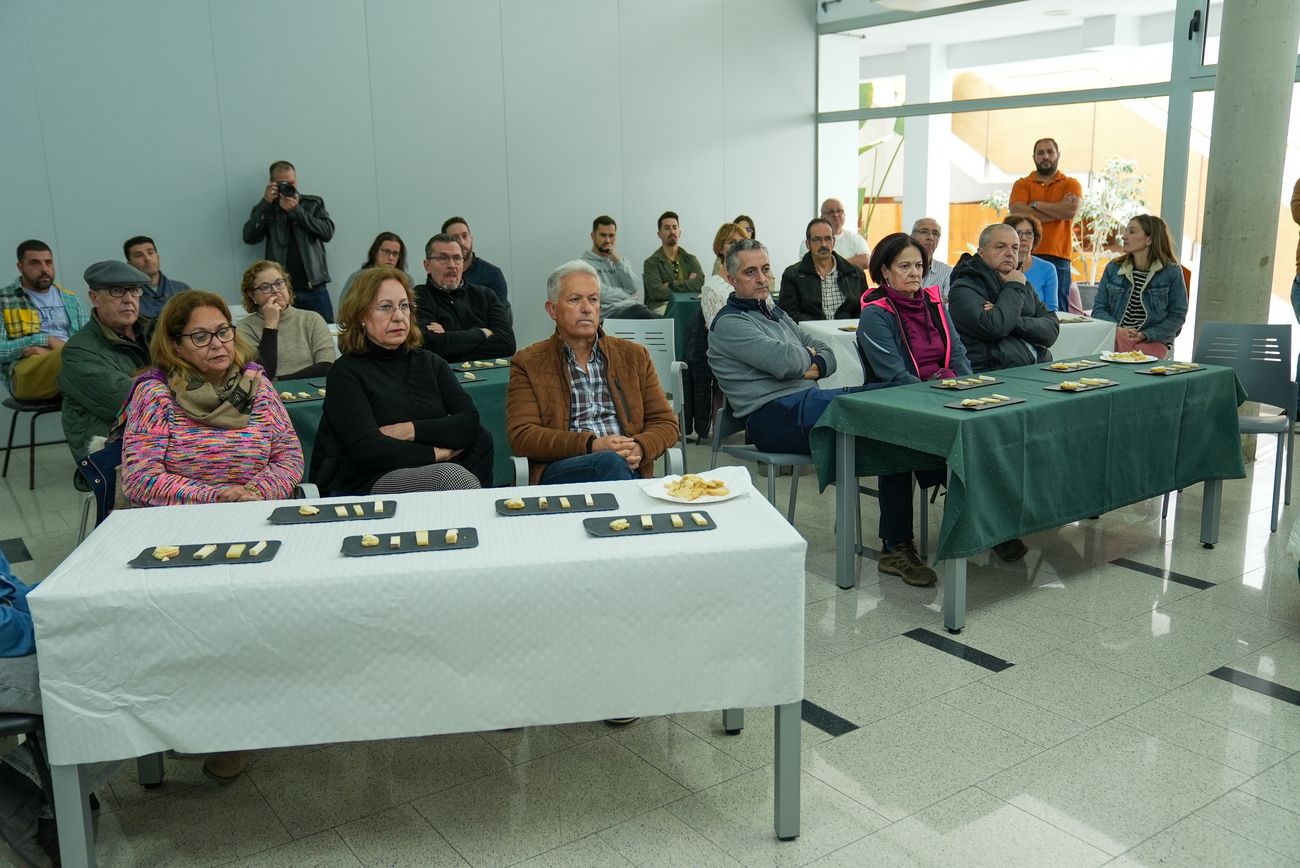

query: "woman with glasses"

left=310, top=267, right=493, bottom=495
left=1001, top=215, right=1058, bottom=313
left=234, top=260, right=334, bottom=379
left=340, top=231, right=408, bottom=299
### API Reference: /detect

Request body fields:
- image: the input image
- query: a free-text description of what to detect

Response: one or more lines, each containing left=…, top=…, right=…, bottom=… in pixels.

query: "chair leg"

left=28, top=409, right=40, bottom=490
left=1161, top=492, right=1171, bottom=520
left=78, top=495, right=92, bottom=544
left=1285, top=422, right=1294, bottom=506
left=1271, top=431, right=1285, bottom=533
left=919, top=487, right=929, bottom=562
left=766, top=463, right=778, bottom=509
left=1, top=407, right=18, bottom=479
left=786, top=470, right=800, bottom=523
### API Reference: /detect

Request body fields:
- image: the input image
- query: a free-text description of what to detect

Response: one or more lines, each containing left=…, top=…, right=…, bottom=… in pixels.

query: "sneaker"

left=877, top=542, right=937, bottom=587
left=202, top=751, right=249, bottom=783
left=992, top=538, right=1028, bottom=562
left=604, top=717, right=639, bottom=727
left=0, top=763, right=49, bottom=868
left=72, top=468, right=90, bottom=493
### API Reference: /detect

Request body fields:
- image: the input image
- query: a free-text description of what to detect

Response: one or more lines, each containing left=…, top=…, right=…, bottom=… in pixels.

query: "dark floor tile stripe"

left=854, top=545, right=880, bottom=561
left=0, top=538, right=31, bottom=565
left=1111, top=557, right=1214, bottom=590
left=1208, top=666, right=1300, bottom=707
left=801, top=699, right=859, bottom=737
left=903, top=627, right=1014, bottom=673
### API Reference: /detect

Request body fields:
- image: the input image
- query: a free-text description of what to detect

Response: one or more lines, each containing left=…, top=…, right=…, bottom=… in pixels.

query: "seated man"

left=508, top=260, right=679, bottom=483
left=911, top=217, right=953, bottom=298
left=123, top=235, right=191, bottom=319
left=413, top=234, right=515, bottom=363
left=580, top=216, right=659, bottom=320
left=709, top=238, right=866, bottom=454
left=777, top=217, right=867, bottom=323
left=1, top=240, right=86, bottom=401
left=948, top=223, right=1059, bottom=373
left=59, top=261, right=155, bottom=461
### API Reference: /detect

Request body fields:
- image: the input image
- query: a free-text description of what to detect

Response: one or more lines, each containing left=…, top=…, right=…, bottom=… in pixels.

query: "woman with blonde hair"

left=234, top=259, right=334, bottom=379
left=1090, top=214, right=1188, bottom=358
left=701, top=222, right=751, bottom=328
left=311, top=267, right=492, bottom=494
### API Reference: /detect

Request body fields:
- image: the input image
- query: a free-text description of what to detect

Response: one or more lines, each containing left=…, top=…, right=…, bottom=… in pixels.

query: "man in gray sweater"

left=579, top=215, right=658, bottom=320
left=708, top=238, right=870, bottom=453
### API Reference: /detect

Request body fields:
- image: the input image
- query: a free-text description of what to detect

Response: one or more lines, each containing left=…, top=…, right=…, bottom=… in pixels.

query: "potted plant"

left=1074, top=158, right=1147, bottom=310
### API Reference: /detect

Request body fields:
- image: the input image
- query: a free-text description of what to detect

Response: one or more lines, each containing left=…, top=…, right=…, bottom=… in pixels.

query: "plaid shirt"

left=563, top=339, right=623, bottom=438
left=0, top=277, right=88, bottom=378
left=819, top=263, right=845, bottom=319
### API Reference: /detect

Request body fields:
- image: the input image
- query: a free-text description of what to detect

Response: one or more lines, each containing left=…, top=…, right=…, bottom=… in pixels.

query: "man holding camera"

left=242, top=160, right=336, bottom=321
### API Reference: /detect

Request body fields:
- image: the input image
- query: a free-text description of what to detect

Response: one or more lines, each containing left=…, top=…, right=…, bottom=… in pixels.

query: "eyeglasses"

left=373, top=302, right=412, bottom=317
left=427, top=254, right=464, bottom=265
left=808, top=235, right=834, bottom=244
left=98, top=285, right=144, bottom=298
left=823, top=209, right=846, bottom=216
left=254, top=278, right=287, bottom=294
left=1014, top=230, right=1036, bottom=239
left=179, top=324, right=235, bottom=347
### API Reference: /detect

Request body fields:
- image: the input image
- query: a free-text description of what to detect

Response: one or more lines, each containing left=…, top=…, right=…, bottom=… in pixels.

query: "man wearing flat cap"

left=58, top=261, right=155, bottom=461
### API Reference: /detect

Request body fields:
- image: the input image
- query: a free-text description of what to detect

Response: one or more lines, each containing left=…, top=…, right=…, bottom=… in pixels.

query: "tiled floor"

left=1, top=437, right=1298, bottom=867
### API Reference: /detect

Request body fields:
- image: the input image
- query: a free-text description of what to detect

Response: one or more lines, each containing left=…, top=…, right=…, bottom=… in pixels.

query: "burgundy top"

left=883, top=286, right=950, bottom=380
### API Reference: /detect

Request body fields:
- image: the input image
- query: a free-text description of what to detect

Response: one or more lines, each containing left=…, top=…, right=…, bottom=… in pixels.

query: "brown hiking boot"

left=877, top=542, right=937, bottom=587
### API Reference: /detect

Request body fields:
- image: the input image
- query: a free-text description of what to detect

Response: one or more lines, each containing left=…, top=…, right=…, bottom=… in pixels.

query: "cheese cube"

left=584, top=493, right=595, bottom=507
left=389, top=536, right=401, bottom=549
left=415, top=530, right=429, bottom=547
left=445, top=528, right=458, bottom=545
left=334, top=506, right=348, bottom=517
left=691, top=512, right=708, bottom=526
left=225, top=543, right=246, bottom=559
left=193, top=544, right=217, bottom=560
left=559, top=496, right=571, bottom=509
left=670, top=514, right=684, bottom=528
left=640, top=514, right=653, bottom=530
left=374, top=500, right=384, bottom=514
left=537, top=496, right=548, bottom=509
left=249, top=540, right=268, bottom=557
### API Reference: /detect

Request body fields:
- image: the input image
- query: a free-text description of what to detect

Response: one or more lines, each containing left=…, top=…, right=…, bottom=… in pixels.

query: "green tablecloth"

left=279, top=366, right=513, bottom=488
left=809, top=361, right=1248, bottom=560
left=665, top=292, right=700, bottom=360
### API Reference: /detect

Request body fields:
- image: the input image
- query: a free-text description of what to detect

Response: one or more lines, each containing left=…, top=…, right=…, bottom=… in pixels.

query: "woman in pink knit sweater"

left=121, top=290, right=304, bottom=508
left=119, top=290, right=303, bottom=782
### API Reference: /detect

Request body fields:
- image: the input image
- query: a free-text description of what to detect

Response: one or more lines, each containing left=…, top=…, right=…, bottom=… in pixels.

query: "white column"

left=1196, top=0, right=1300, bottom=330
left=902, top=43, right=950, bottom=234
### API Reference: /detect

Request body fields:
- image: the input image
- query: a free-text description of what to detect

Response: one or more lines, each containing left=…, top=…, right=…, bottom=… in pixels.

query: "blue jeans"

left=1037, top=254, right=1073, bottom=313
left=294, top=283, right=334, bottom=323
left=745, top=385, right=878, bottom=454
left=540, top=451, right=638, bottom=483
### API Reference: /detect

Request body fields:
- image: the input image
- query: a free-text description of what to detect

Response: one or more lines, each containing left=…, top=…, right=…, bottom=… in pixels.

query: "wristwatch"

left=1030, top=202, right=1039, bottom=212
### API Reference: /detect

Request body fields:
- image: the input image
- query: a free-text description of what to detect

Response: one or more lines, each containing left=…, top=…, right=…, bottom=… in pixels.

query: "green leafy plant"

left=980, top=190, right=1009, bottom=218
left=1075, top=157, right=1147, bottom=284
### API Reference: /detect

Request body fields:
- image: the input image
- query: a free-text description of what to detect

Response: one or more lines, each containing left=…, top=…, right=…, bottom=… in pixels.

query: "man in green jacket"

left=58, top=261, right=154, bottom=461
left=642, top=211, right=703, bottom=315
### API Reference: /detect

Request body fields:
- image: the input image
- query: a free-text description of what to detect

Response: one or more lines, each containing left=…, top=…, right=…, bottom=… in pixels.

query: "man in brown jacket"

left=508, top=260, right=679, bottom=484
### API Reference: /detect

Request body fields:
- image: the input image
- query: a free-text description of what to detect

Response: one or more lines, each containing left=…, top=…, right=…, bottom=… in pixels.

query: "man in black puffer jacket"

left=948, top=223, right=1059, bottom=372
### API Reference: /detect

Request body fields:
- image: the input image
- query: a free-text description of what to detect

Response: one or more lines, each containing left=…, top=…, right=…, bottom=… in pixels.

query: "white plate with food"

left=1100, top=351, right=1158, bottom=364
left=640, top=467, right=753, bottom=504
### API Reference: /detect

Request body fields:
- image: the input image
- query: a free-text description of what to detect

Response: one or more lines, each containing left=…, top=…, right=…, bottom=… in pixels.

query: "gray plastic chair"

left=1188, top=322, right=1295, bottom=532
left=708, top=403, right=813, bottom=523
left=602, top=319, right=690, bottom=472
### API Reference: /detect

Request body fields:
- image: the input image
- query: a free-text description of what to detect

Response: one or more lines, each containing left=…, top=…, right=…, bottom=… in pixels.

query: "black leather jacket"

left=242, top=195, right=335, bottom=287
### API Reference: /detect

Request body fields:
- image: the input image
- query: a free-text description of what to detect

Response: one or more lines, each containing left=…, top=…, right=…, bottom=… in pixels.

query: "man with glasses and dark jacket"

left=777, top=217, right=867, bottom=323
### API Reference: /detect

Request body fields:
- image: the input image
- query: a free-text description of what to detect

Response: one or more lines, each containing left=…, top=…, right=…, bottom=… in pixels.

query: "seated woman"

left=701, top=222, right=750, bottom=328
left=311, top=266, right=493, bottom=495
left=1090, top=214, right=1188, bottom=359
left=235, top=260, right=334, bottom=380
left=340, top=231, right=408, bottom=299
left=120, top=290, right=304, bottom=783
left=1002, top=214, right=1058, bottom=312
left=857, top=232, right=1029, bottom=582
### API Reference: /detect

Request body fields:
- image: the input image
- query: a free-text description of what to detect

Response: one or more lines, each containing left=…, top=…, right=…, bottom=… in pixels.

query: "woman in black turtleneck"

left=310, top=267, right=493, bottom=495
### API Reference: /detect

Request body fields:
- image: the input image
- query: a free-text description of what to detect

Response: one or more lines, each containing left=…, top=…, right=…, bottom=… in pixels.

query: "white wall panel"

left=500, top=0, right=625, bottom=344
left=0, top=4, right=56, bottom=274
left=616, top=0, right=726, bottom=268
left=364, top=0, right=512, bottom=289
left=210, top=0, right=378, bottom=307
left=723, top=0, right=817, bottom=276
left=21, top=0, right=228, bottom=299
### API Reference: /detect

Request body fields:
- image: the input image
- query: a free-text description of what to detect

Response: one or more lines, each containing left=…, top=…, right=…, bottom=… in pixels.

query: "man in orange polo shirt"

left=1009, top=137, right=1081, bottom=312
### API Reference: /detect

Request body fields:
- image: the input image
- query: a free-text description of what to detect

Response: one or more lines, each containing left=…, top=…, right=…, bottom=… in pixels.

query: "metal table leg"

left=943, top=556, right=967, bottom=634
left=773, top=700, right=800, bottom=840
left=52, top=763, right=95, bottom=867
left=1200, top=478, right=1222, bottom=548
left=722, top=708, right=744, bottom=734
left=835, top=431, right=858, bottom=590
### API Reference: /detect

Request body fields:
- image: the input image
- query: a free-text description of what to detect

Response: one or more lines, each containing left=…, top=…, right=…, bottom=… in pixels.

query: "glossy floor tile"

left=8, top=439, right=1300, bottom=866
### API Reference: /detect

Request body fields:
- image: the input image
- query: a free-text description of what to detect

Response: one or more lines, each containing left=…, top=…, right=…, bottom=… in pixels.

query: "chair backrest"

left=709, top=401, right=747, bottom=460
left=602, top=319, right=677, bottom=397
left=79, top=440, right=123, bottom=528
left=1194, top=322, right=1296, bottom=414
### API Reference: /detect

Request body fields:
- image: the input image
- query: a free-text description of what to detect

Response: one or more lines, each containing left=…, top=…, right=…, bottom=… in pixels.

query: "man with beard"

left=642, top=211, right=703, bottom=315
left=414, top=234, right=515, bottom=363
left=442, top=216, right=509, bottom=309
left=1008, top=137, right=1081, bottom=312
left=580, top=216, right=658, bottom=320
left=1, top=240, right=86, bottom=400
left=59, top=261, right=155, bottom=460
left=796, top=198, right=870, bottom=270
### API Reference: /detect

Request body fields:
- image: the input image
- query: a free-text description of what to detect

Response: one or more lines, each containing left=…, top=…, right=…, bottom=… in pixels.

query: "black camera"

left=276, top=180, right=298, bottom=198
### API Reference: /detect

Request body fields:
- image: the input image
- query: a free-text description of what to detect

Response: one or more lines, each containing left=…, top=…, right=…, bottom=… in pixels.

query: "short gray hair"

left=977, top=223, right=1015, bottom=249
left=912, top=217, right=940, bottom=233
left=424, top=233, right=459, bottom=259
left=546, top=260, right=600, bottom=302
left=724, top=238, right=768, bottom=276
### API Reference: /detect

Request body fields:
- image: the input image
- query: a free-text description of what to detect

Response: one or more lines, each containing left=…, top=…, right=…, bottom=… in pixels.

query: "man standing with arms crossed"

left=1008, top=137, right=1081, bottom=313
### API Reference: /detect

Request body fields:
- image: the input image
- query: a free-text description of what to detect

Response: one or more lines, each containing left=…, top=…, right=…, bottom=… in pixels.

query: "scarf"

left=166, top=363, right=261, bottom=429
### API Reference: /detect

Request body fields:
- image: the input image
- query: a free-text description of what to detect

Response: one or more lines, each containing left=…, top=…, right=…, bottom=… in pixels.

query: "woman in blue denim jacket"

left=1091, top=214, right=1187, bottom=359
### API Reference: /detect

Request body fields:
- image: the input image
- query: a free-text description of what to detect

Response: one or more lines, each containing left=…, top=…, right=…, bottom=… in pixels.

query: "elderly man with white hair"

left=507, top=260, right=679, bottom=485
left=796, top=198, right=871, bottom=270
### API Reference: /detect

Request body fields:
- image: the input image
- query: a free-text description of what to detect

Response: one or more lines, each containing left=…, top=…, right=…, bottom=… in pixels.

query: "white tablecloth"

left=803, top=313, right=1118, bottom=389
left=29, top=481, right=806, bottom=765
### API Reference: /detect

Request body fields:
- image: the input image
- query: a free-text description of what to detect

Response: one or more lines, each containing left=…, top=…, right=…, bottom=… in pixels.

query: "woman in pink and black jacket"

left=850, top=232, right=974, bottom=587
